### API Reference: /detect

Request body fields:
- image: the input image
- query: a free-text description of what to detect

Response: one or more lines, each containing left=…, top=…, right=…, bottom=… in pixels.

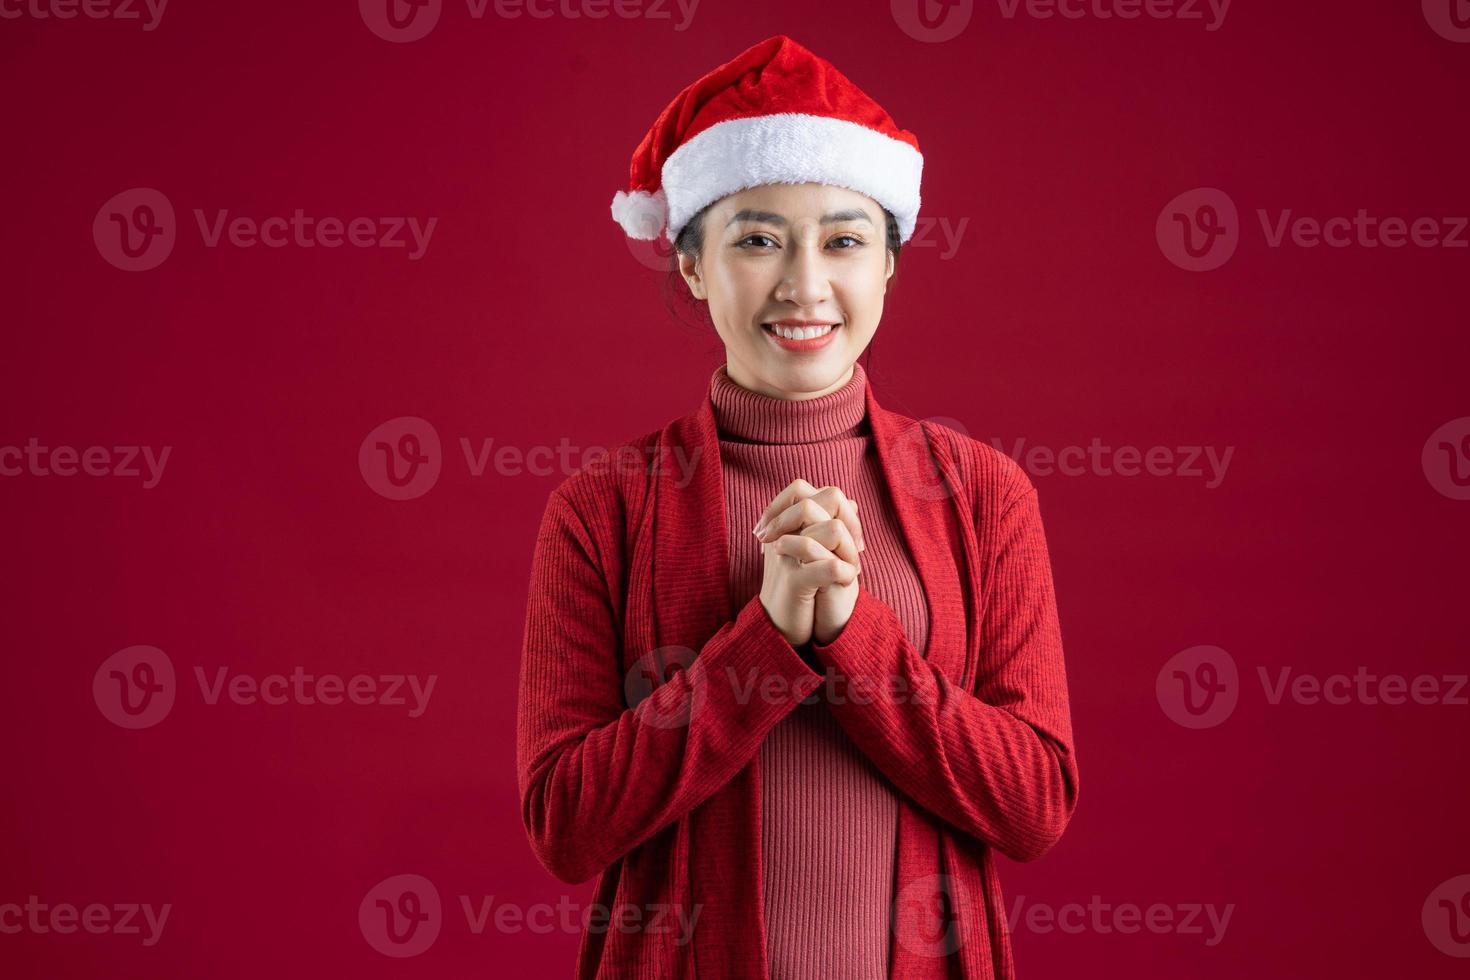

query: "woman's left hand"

left=798, top=518, right=860, bottom=645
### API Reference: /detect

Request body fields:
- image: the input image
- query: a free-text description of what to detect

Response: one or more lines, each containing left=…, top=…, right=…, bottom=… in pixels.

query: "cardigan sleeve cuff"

left=707, top=593, right=827, bottom=715
left=808, top=586, right=907, bottom=680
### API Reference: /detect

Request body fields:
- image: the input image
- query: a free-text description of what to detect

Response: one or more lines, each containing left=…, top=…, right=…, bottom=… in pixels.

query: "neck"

left=723, top=362, right=856, bottom=401
left=709, top=360, right=868, bottom=445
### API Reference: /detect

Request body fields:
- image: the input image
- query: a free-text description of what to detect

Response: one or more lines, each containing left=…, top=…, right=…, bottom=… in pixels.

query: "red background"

left=2, top=1, right=1468, bottom=976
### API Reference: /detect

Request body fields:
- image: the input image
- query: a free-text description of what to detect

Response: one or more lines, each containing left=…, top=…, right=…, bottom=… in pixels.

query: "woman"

left=516, top=34, right=1079, bottom=980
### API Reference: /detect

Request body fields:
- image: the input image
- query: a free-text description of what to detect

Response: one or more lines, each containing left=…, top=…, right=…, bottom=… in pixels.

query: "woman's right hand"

left=756, top=480, right=863, bottom=648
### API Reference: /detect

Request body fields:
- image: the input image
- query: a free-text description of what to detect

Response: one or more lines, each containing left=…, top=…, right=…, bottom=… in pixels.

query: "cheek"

left=835, top=270, right=889, bottom=319
left=707, top=262, right=762, bottom=311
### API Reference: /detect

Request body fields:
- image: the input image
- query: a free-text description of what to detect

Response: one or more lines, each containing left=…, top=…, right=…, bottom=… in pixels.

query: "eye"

left=735, top=232, right=867, bottom=250
left=736, top=233, right=778, bottom=249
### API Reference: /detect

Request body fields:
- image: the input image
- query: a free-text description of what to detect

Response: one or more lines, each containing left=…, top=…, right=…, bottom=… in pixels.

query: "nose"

left=775, top=241, right=833, bottom=308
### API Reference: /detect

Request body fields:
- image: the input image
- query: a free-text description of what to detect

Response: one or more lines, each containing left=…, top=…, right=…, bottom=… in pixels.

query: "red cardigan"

left=516, top=376, right=1080, bottom=979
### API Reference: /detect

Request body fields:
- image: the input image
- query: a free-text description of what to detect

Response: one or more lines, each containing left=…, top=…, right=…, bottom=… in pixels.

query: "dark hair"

left=660, top=199, right=903, bottom=342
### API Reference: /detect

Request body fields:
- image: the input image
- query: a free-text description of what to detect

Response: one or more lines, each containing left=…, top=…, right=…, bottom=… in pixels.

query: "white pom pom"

left=610, top=188, right=668, bottom=241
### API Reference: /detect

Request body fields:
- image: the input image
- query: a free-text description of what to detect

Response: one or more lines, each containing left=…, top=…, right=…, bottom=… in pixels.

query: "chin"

left=760, top=358, right=853, bottom=396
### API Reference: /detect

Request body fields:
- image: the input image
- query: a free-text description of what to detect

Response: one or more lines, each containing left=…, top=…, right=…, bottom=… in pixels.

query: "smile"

left=761, top=321, right=840, bottom=353
left=766, top=322, right=835, bottom=340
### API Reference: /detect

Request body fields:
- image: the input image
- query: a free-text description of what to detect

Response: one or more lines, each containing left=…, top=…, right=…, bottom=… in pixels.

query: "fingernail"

left=752, top=521, right=767, bottom=538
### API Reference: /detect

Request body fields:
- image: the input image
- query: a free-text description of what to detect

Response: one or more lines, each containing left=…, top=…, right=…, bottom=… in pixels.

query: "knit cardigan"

left=515, top=369, right=1080, bottom=979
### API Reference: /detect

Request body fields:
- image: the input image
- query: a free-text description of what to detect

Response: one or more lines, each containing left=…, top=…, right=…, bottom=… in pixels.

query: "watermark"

left=892, top=0, right=975, bottom=44
left=898, top=216, right=969, bottom=260
left=0, top=438, right=170, bottom=489
left=359, top=874, right=701, bottom=957
left=93, top=646, right=438, bottom=728
left=1424, top=874, right=1470, bottom=957
left=892, top=873, right=975, bottom=957
left=888, top=414, right=971, bottom=502
left=1005, top=894, right=1234, bottom=946
left=1159, top=187, right=1469, bottom=271
left=1158, top=645, right=1468, bottom=729
left=995, top=0, right=1230, bottom=30
left=0, top=0, right=168, bottom=30
left=360, top=874, right=441, bottom=958
left=359, top=416, right=704, bottom=500
left=0, top=897, right=171, bottom=946
left=729, top=663, right=942, bottom=712
left=872, top=415, right=1236, bottom=498
left=93, top=187, right=176, bottom=271
left=1423, top=417, right=1470, bottom=500
left=893, top=0, right=1227, bottom=42
left=360, top=417, right=443, bottom=501
left=461, top=894, right=700, bottom=945
left=94, top=188, right=437, bottom=271
left=1156, top=187, right=1239, bottom=272
left=195, top=666, right=436, bottom=717
left=1156, top=645, right=1239, bottom=728
left=627, top=654, right=956, bottom=730
left=992, top=436, right=1234, bottom=489
left=1258, top=209, right=1468, bottom=250
left=1258, top=666, right=1468, bottom=707
left=194, top=209, right=436, bottom=259
left=1423, top=0, right=1470, bottom=43
left=626, top=229, right=679, bottom=273
left=625, top=645, right=704, bottom=729
left=358, top=0, right=699, bottom=43
left=462, top=436, right=701, bottom=486
left=93, top=645, right=176, bottom=729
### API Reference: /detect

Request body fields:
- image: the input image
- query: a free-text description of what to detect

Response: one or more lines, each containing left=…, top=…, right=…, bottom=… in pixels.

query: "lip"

left=761, top=319, right=841, bottom=354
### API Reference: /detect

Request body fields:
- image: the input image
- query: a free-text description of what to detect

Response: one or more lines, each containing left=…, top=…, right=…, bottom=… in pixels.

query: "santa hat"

left=610, top=34, right=924, bottom=246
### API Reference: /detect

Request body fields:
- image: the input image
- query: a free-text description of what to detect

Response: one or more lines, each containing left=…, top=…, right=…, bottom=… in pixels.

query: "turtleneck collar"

left=709, top=360, right=869, bottom=445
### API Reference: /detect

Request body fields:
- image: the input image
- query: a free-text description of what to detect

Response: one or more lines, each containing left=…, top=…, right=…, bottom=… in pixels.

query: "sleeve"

left=515, top=487, right=824, bottom=884
left=807, top=482, right=1080, bottom=862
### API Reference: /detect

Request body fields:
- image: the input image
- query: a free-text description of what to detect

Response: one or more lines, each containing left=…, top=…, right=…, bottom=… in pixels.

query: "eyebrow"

left=725, top=207, right=874, bottom=228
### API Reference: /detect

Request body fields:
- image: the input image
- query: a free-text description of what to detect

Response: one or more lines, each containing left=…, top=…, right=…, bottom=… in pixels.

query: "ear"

left=885, top=249, right=895, bottom=281
left=678, top=250, right=707, bottom=301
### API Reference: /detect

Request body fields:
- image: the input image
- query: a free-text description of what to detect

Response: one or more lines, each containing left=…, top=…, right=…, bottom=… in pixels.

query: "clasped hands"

left=754, top=478, right=866, bottom=649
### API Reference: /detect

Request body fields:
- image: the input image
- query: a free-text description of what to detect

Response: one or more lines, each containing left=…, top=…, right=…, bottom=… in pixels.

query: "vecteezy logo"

left=93, top=645, right=176, bottom=729
left=1424, top=0, right=1470, bottom=42
left=1422, top=417, right=1470, bottom=501
left=1156, top=188, right=1239, bottom=272
left=359, top=417, right=442, bottom=500
left=893, top=873, right=974, bottom=957
left=359, top=0, right=442, bottom=42
left=626, top=228, right=679, bottom=273
left=892, top=0, right=974, bottom=43
left=360, top=874, right=442, bottom=957
left=891, top=415, right=970, bottom=502
left=1156, top=645, right=1239, bottom=729
left=1424, top=875, right=1470, bottom=957
left=624, top=646, right=703, bottom=729
left=93, top=188, right=176, bottom=272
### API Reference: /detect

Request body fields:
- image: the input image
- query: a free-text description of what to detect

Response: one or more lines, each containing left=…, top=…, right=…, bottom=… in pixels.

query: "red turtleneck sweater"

left=516, top=355, right=1080, bottom=980
left=710, top=360, right=928, bottom=979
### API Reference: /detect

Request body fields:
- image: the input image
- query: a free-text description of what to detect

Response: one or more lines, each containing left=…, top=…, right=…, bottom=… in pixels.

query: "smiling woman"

left=669, top=182, right=903, bottom=399
left=517, top=33, right=1078, bottom=980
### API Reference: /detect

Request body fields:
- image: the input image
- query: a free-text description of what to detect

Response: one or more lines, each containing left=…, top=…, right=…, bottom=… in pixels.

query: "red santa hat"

left=610, top=34, right=924, bottom=246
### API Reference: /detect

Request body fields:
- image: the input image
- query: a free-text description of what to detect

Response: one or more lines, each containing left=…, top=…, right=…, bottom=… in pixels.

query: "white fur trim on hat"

left=658, top=112, right=923, bottom=245
left=610, top=188, right=669, bottom=241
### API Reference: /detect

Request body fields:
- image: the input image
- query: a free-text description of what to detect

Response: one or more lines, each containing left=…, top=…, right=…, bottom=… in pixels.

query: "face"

left=677, top=182, right=894, bottom=400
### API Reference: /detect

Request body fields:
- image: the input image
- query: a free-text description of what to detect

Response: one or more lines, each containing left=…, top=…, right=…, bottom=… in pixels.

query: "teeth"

left=768, top=323, right=835, bottom=340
